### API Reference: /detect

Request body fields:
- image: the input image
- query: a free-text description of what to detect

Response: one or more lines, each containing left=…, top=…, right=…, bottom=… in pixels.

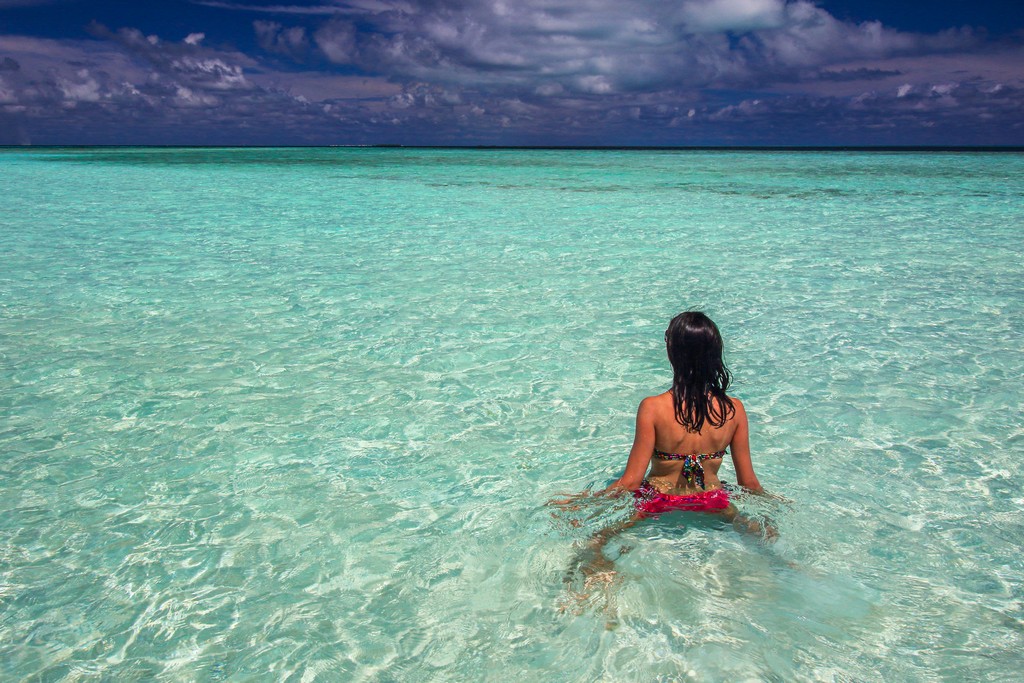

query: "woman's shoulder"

left=725, top=394, right=746, bottom=419
left=637, top=391, right=674, bottom=420
left=639, top=391, right=673, bottom=409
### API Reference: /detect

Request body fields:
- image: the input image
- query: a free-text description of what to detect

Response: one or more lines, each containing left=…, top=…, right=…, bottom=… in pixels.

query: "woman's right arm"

left=549, top=398, right=655, bottom=507
left=729, top=399, right=763, bottom=492
left=605, top=397, right=656, bottom=493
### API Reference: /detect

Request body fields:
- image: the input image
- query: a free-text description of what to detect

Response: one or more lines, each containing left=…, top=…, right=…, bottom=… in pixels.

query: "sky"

left=1, top=0, right=1022, bottom=145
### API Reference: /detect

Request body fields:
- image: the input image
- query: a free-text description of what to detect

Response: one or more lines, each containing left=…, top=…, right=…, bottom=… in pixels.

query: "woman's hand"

left=547, top=491, right=593, bottom=508
left=747, top=488, right=793, bottom=505
left=547, top=487, right=624, bottom=509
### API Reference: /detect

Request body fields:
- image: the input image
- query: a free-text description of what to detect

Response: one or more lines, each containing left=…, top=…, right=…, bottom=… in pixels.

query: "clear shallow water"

left=1, top=147, right=1022, bottom=681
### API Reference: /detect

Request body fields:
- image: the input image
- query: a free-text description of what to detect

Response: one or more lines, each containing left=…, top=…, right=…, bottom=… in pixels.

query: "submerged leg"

left=565, top=517, right=637, bottom=581
left=562, top=515, right=641, bottom=628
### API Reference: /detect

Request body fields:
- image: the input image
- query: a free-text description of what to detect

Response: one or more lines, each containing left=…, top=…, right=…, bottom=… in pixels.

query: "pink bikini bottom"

left=634, top=480, right=731, bottom=516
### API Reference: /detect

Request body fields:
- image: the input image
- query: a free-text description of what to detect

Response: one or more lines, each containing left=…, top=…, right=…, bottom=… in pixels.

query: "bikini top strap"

left=651, top=449, right=726, bottom=489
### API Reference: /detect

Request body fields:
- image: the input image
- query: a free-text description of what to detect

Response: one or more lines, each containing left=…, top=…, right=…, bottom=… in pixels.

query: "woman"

left=554, top=311, right=768, bottom=532
left=610, top=310, right=763, bottom=518
left=556, top=312, right=770, bottom=619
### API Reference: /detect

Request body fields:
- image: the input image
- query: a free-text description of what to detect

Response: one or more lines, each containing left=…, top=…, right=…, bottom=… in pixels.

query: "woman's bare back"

left=643, top=391, right=739, bottom=495
left=610, top=390, right=758, bottom=496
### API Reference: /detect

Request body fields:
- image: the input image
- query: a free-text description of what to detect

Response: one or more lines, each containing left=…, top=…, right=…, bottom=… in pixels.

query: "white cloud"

left=680, top=0, right=786, bottom=33
left=58, top=69, right=101, bottom=101
left=0, top=76, right=16, bottom=103
left=1, top=1, right=1021, bottom=144
left=174, top=84, right=218, bottom=106
left=247, top=70, right=399, bottom=100
left=170, top=57, right=251, bottom=89
left=314, top=19, right=358, bottom=64
left=576, top=75, right=613, bottom=94
left=304, top=0, right=980, bottom=101
left=254, top=21, right=309, bottom=59
left=195, top=0, right=415, bottom=14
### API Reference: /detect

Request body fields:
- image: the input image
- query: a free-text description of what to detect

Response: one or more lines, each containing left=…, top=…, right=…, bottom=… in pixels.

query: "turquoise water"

left=1, top=148, right=1022, bottom=681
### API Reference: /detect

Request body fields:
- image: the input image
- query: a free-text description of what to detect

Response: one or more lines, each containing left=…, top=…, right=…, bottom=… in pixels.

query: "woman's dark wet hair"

left=665, top=311, right=735, bottom=432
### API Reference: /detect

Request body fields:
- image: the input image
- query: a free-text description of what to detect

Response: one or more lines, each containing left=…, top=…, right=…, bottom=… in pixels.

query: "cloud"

left=170, top=56, right=251, bottom=89
left=0, top=27, right=417, bottom=144
left=681, top=0, right=786, bottom=33
left=57, top=69, right=103, bottom=102
left=192, top=1, right=345, bottom=14
left=1, top=0, right=1022, bottom=144
left=193, top=0, right=414, bottom=15
left=0, top=32, right=325, bottom=142
left=313, top=19, right=357, bottom=64
left=816, top=68, right=902, bottom=82
left=695, top=80, right=1024, bottom=142
left=83, top=23, right=257, bottom=91
left=254, top=20, right=310, bottom=60
left=302, top=0, right=983, bottom=99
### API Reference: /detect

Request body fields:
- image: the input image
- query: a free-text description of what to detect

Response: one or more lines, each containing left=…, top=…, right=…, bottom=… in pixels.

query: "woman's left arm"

left=728, top=399, right=764, bottom=493
left=605, top=397, right=656, bottom=493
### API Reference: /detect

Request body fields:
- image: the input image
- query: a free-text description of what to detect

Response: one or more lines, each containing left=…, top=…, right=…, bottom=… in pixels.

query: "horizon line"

left=3, top=144, right=1023, bottom=152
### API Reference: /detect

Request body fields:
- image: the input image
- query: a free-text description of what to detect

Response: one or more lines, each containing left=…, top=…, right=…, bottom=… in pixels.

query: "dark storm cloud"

left=1, top=0, right=1022, bottom=144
